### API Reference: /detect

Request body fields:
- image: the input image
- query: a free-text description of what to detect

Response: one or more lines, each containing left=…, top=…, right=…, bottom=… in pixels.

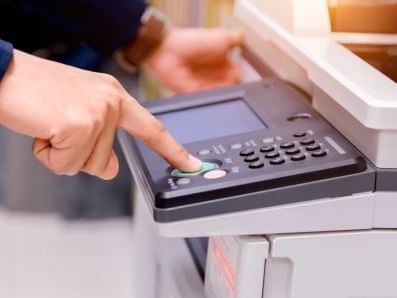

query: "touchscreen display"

left=157, top=99, right=266, bottom=144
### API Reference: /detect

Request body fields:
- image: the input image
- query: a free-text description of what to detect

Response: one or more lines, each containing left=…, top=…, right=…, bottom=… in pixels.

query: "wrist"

left=115, top=7, right=171, bottom=73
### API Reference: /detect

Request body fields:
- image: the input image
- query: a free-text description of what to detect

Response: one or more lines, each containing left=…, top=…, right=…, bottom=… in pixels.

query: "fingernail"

left=187, top=154, right=202, bottom=172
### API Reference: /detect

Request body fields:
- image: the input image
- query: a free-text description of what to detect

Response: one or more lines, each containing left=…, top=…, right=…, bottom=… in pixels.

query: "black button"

left=265, top=151, right=280, bottom=159
left=260, top=145, right=275, bottom=153
left=291, top=153, right=306, bottom=161
left=249, top=161, right=264, bottom=169
left=312, top=150, right=327, bottom=157
left=244, top=155, right=259, bottom=163
left=270, top=157, right=285, bottom=165
left=306, top=144, right=321, bottom=151
left=240, top=149, right=255, bottom=156
left=300, top=138, right=315, bottom=146
left=293, top=132, right=307, bottom=138
left=285, top=148, right=300, bottom=155
left=280, top=142, right=295, bottom=149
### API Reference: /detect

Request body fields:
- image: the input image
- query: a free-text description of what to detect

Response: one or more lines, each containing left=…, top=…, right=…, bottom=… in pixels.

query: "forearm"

left=15, top=0, right=148, bottom=55
left=0, top=39, right=13, bottom=81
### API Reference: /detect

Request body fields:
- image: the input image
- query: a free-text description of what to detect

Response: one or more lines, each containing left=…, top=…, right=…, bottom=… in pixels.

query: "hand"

left=143, top=28, right=243, bottom=94
left=0, top=50, right=202, bottom=179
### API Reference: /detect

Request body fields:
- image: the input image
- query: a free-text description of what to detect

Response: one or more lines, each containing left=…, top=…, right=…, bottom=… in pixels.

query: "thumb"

left=118, top=96, right=202, bottom=172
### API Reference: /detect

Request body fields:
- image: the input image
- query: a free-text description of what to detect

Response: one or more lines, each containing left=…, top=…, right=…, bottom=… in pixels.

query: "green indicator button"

left=171, top=162, right=217, bottom=178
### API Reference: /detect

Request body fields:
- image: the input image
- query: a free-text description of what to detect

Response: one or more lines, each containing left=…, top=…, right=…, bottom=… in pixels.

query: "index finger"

left=118, top=96, right=202, bottom=172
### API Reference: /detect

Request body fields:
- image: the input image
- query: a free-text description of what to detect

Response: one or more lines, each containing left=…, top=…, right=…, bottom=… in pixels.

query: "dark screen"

left=156, top=99, right=266, bottom=144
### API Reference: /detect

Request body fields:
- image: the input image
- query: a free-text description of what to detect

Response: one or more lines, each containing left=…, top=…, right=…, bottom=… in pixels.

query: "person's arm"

left=16, top=1, right=243, bottom=93
left=16, top=0, right=148, bottom=55
left=0, top=45, right=201, bottom=179
left=116, top=7, right=244, bottom=93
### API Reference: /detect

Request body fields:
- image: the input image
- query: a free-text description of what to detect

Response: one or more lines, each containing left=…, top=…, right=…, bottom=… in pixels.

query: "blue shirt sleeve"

left=0, top=39, right=13, bottom=81
left=16, top=0, right=148, bottom=55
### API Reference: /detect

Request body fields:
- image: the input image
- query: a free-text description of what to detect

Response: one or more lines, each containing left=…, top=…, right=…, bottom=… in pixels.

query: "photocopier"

left=118, top=1, right=397, bottom=297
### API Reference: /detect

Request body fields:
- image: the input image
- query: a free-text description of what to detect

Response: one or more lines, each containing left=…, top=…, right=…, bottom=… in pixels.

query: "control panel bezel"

left=124, top=80, right=374, bottom=222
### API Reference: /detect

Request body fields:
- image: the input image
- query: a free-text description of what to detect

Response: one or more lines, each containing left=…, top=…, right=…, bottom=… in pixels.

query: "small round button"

left=270, top=157, right=285, bottom=165
left=249, top=161, right=265, bottom=169
left=203, top=169, right=227, bottom=180
left=265, top=151, right=280, bottom=159
left=240, top=149, right=255, bottom=157
left=293, top=132, right=307, bottom=138
left=312, top=150, right=327, bottom=157
left=260, top=145, right=275, bottom=153
left=176, top=178, right=192, bottom=186
left=287, top=113, right=312, bottom=122
left=230, top=143, right=243, bottom=150
left=291, top=153, right=306, bottom=161
left=280, top=142, right=295, bottom=149
left=306, top=144, right=321, bottom=151
left=262, top=137, right=275, bottom=144
left=285, top=148, right=300, bottom=155
left=300, top=138, right=315, bottom=146
left=198, top=149, right=211, bottom=156
left=244, top=155, right=259, bottom=163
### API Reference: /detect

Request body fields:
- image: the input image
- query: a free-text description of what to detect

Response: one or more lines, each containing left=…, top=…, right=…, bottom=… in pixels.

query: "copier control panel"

left=121, top=80, right=374, bottom=223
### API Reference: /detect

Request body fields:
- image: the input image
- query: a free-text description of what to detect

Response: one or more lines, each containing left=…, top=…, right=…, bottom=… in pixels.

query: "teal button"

left=171, top=162, right=218, bottom=178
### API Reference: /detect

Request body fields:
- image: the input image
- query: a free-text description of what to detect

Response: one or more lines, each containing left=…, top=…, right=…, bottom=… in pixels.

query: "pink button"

left=203, top=170, right=227, bottom=180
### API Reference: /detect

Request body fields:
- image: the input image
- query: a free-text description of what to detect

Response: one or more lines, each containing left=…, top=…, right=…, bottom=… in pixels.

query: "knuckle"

left=102, top=74, right=122, bottom=90
left=50, top=162, right=70, bottom=176
left=176, top=144, right=187, bottom=156
left=82, top=159, right=103, bottom=177
left=103, top=85, right=119, bottom=100
left=99, top=88, right=122, bottom=116
left=143, top=121, right=167, bottom=145
left=104, top=92, right=121, bottom=114
left=65, top=117, right=98, bottom=142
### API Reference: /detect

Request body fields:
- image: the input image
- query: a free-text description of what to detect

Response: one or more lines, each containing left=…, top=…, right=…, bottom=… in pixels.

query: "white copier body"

left=125, top=1, right=397, bottom=297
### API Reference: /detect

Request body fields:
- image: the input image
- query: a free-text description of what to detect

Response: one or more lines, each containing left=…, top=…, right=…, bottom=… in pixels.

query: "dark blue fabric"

left=1, top=0, right=147, bottom=55
left=0, top=39, right=13, bottom=81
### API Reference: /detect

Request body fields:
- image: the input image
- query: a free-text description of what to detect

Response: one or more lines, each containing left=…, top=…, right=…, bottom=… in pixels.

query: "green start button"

left=171, top=162, right=218, bottom=178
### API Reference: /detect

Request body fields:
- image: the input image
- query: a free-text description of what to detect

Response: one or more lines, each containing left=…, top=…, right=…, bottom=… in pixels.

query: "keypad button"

left=270, top=157, right=285, bottom=165
left=262, top=137, right=275, bottom=144
left=291, top=153, right=306, bottom=161
left=176, top=178, right=192, bottom=186
left=198, top=149, right=211, bottom=156
left=265, top=151, right=280, bottom=159
left=244, top=155, right=260, bottom=163
left=240, top=149, right=255, bottom=156
left=249, top=161, right=265, bottom=169
left=300, top=138, right=315, bottom=146
left=285, top=148, right=300, bottom=155
left=306, top=144, right=321, bottom=151
left=260, top=145, right=275, bottom=153
left=203, top=169, right=227, bottom=180
left=312, top=149, right=327, bottom=157
left=294, top=132, right=307, bottom=138
left=230, top=143, right=243, bottom=150
left=280, top=142, right=295, bottom=149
